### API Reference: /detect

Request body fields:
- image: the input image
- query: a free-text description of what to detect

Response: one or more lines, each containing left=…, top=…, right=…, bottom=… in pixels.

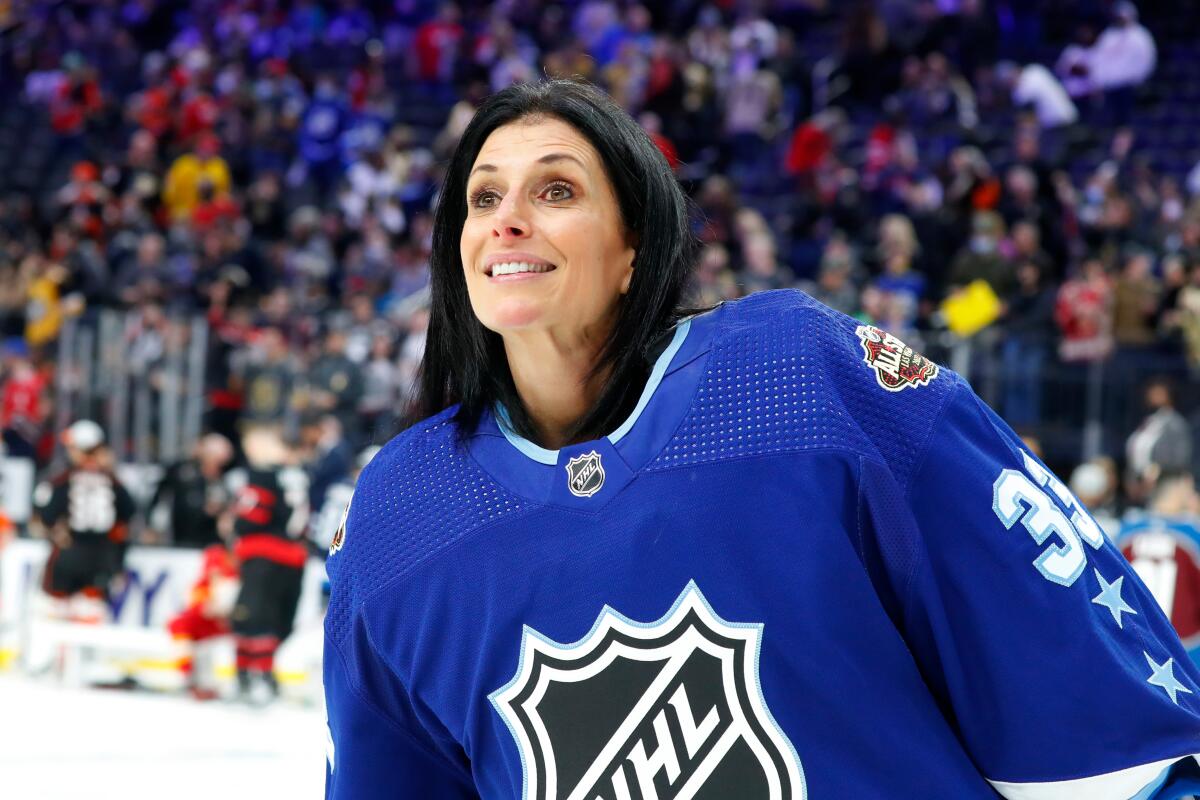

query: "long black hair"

left=420, top=79, right=698, bottom=444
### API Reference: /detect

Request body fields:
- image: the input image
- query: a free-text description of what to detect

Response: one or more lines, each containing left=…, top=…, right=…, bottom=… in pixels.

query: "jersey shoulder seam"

left=897, top=376, right=966, bottom=617
left=901, top=374, right=967, bottom=502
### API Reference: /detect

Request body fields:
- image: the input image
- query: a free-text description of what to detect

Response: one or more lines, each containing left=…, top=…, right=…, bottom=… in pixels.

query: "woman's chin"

left=481, top=299, right=551, bottom=332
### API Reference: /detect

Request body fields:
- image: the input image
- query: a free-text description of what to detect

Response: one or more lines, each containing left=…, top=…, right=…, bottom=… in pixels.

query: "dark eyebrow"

left=468, top=152, right=587, bottom=179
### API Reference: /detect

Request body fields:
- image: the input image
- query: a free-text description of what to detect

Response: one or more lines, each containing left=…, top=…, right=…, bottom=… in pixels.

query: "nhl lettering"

left=854, top=325, right=939, bottom=392
left=490, top=582, right=805, bottom=800
left=565, top=451, right=606, bottom=498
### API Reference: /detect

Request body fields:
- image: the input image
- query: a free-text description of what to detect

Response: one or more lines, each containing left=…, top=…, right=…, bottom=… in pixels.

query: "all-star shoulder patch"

left=855, top=324, right=940, bottom=392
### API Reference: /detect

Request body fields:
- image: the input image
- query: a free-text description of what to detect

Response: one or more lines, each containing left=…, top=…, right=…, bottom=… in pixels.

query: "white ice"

left=0, top=675, right=325, bottom=800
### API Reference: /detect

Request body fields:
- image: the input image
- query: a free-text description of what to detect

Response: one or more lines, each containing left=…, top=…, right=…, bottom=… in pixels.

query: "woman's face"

left=460, top=117, right=635, bottom=339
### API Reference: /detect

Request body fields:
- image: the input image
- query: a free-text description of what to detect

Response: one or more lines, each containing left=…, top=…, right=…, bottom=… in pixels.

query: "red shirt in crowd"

left=414, top=18, right=464, bottom=82
left=1, top=366, right=47, bottom=431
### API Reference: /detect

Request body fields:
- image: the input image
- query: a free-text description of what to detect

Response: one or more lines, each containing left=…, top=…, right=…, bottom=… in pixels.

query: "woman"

left=324, top=80, right=1200, bottom=798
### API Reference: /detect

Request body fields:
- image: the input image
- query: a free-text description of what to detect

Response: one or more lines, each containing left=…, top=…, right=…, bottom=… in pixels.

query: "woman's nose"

left=492, top=196, right=530, bottom=239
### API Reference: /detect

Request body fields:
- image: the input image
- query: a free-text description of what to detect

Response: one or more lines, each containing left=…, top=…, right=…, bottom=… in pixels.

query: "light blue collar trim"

left=495, top=404, right=559, bottom=465
left=494, top=318, right=693, bottom=465
left=608, top=318, right=691, bottom=444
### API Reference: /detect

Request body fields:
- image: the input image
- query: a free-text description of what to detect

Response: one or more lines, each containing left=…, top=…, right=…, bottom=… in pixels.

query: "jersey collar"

left=467, top=307, right=722, bottom=509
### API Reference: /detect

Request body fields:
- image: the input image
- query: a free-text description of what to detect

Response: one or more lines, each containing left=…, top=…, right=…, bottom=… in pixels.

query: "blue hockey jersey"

left=324, top=290, right=1200, bottom=799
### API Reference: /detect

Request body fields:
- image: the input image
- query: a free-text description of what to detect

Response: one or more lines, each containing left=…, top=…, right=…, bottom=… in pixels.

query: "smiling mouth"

left=485, top=261, right=558, bottom=277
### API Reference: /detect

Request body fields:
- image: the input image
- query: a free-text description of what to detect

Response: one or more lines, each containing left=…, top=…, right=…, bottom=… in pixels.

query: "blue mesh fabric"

left=325, top=410, right=526, bottom=650
left=648, top=290, right=958, bottom=493
left=328, top=290, right=958, bottom=651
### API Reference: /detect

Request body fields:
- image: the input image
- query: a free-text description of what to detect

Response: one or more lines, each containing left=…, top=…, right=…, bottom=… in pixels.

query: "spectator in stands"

left=412, top=3, right=465, bottom=84
left=1112, top=249, right=1161, bottom=350
left=1006, top=220, right=1055, bottom=281
left=1056, top=256, right=1114, bottom=362
left=949, top=211, right=1015, bottom=297
left=237, top=327, right=298, bottom=426
left=1088, top=2, right=1157, bottom=124
left=0, top=338, right=48, bottom=460
left=1126, top=378, right=1192, bottom=504
left=308, top=327, right=365, bottom=444
left=996, top=60, right=1078, bottom=130
left=722, top=50, right=783, bottom=175
left=739, top=233, right=788, bottom=295
left=834, top=5, right=903, bottom=109
left=359, top=331, right=401, bottom=443
left=693, top=243, right=740, bottom=307
left=296, top=76, right=350, bottom=201
left=162, top=133, right=232, bottom=223
left=301, top=413, right=353, bottom=515
left=49, top=52, right=104, bottom=159
left=799, top=247, right=858, bottom=318
left=1171, top=261, right=1200, bottom=371
left=1001, top=260, right=1056, bottom=427
left=784, top=107, right=844, bottom=183
left=1056, top=23, right=1099, bottom=100
left=114, top=232, right=169, bottom=308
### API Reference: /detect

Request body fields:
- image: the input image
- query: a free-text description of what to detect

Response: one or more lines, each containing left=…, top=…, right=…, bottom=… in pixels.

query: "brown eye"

left=543, top=182, right=573, bottom=202
left=469, top=187, right=499, bottom=208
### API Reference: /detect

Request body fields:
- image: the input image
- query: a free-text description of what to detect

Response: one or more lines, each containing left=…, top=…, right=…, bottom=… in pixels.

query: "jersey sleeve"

left=113, top=479, right=136, bottom=524
left=323, top=484, right=479, bottom=799
left=323, top=631, right=479, bottom=799
left=35, top=480, right=68, bottom=528
left=866, top=377, right=1200, bottom=798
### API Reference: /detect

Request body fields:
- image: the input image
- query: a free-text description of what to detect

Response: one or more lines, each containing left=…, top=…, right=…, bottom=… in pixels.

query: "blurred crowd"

left=0, top=0, right=1199, bottom=540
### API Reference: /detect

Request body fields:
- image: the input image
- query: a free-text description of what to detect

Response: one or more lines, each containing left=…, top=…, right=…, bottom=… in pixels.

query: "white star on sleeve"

left=1091, top=569, right=1137, bottom=628
left=1145, top=652, right=1193, bottom=705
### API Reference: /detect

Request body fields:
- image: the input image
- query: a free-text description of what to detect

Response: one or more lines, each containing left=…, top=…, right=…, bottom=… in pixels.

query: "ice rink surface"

left=0, top=675, right=326, bottom=800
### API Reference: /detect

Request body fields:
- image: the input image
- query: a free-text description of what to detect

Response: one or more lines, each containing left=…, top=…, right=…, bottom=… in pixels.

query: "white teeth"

left=490, top=261, right=554, bottom=276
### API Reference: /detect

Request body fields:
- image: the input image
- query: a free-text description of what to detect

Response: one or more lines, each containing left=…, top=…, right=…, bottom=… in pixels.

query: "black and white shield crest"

left=490, top=582, right=806, bottom=800
left=565, top=450, right=605, bottom=498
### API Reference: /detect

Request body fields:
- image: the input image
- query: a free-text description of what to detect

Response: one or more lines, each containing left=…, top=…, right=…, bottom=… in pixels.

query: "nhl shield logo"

left=490, top=582, right=806, bottom=800
left=854, top=324, right=939, bottom=392
left=565, top=451, right=605, bottom=498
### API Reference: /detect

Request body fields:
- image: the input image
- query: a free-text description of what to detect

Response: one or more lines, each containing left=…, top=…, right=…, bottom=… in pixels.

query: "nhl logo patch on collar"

left=565, top=450, right=605, bottom=498
left=489, top=581, right=806, bottom=800
left=855, top=324, right=939, bottom=392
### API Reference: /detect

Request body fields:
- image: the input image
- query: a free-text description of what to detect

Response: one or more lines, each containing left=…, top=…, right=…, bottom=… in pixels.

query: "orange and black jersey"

left=33, top=467, right=136, bottom=542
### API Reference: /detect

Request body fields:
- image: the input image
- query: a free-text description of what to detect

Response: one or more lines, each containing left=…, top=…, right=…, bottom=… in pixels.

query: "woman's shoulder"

left=679, top=289, right=964, bottom=487
left=325, top=405, right=528, bottom=607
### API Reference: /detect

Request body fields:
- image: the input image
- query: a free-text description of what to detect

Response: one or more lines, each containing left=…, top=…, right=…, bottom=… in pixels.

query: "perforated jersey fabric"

left=325, top=411, right=529, bottom=651
left=324, top=289, right=1200, bottom=800
left=329, top=290, right=955, bottom=653
left=647, top=289, right=954, bottom=492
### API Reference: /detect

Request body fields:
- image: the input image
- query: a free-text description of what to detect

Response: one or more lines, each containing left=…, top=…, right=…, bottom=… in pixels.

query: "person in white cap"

left=31, top=420, right=136, bottom=622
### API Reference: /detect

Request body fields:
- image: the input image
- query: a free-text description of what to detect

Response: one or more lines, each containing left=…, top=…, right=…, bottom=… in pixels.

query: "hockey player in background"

left=167, top=543, right=239, bottom=700
left=32, top=420, right=134, bottom=623
left=324, top=81, right=1200, bottom=799
left=226, top=424, right=309, bottom=705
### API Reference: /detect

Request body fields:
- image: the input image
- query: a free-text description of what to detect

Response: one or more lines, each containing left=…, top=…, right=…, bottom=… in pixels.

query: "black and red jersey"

left=230, top=466, right=309, bottom=567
